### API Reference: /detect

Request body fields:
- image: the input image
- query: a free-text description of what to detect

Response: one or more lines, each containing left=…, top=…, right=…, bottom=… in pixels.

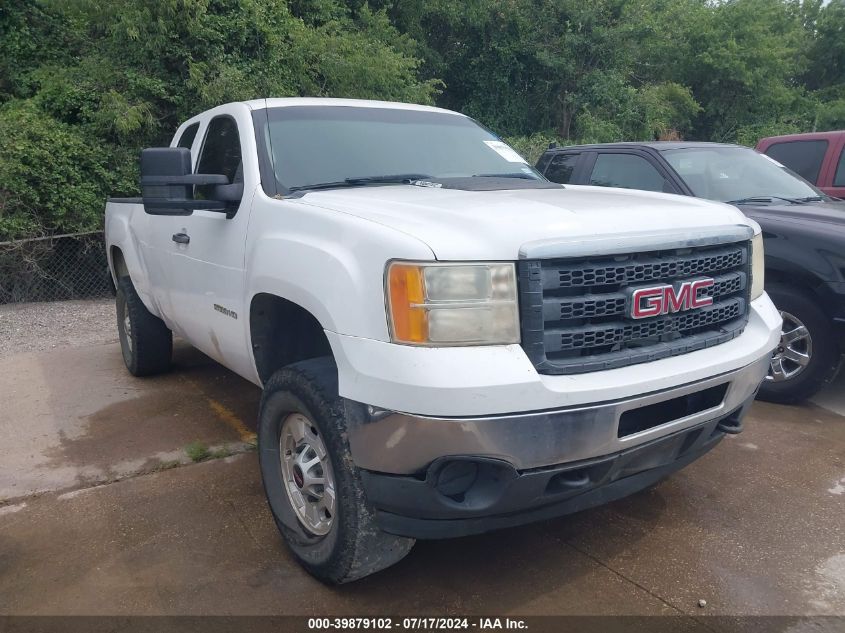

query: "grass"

left=184, top=441, right=244, bottom=462
left=185, top=440, right=210, bottom=462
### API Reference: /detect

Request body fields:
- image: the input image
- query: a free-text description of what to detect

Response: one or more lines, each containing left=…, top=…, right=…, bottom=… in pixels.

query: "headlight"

left=750, top=232, right=765, bottom=300
left=386, top=261, right=520, bottom=345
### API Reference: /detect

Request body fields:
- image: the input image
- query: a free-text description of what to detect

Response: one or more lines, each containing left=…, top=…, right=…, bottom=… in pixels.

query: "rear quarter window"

left=176, top=122, right=200, bottom=149
left=764, top=140, right=828, bottom=183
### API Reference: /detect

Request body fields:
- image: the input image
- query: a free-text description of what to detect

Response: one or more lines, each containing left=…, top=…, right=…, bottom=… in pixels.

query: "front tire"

left=116, top=276, right=172, bottom=376
left=258, top=357, right=414, bottom=584
left=758, top=283, right=841, bottom=404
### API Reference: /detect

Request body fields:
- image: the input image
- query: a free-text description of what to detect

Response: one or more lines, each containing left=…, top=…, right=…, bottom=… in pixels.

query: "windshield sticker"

left=484, top=140, right=528, bottom=164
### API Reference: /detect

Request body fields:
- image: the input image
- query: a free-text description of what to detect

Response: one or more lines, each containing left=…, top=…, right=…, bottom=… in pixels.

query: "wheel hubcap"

left=766, top=310, right=812, bottom=383
left=279, top=413, right=335, bottom=536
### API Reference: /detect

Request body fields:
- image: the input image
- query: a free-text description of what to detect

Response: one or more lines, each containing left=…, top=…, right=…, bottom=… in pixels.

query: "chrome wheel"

left=766, top=310, right=812, bottom=383
left=279, top=413, right=336, bottom=536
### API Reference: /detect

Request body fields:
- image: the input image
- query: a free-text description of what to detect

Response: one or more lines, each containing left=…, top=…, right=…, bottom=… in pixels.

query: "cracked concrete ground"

left=0, top=300, right=843, bottom=618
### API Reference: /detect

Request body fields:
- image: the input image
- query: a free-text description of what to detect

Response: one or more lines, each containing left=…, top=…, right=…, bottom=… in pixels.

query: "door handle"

left=172, top=232, right=190, bottom=244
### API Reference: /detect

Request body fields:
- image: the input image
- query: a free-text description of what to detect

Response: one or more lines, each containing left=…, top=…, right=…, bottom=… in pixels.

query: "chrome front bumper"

left=347, top=355, right=770, bottom=474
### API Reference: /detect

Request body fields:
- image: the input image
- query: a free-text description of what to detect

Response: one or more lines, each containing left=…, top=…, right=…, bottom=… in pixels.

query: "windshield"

left=256, top=105, right=541, bottom=192
left=660, top=146, right=823, bottom=203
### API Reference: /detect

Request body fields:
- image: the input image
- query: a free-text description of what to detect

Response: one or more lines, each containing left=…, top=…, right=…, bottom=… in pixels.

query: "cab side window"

left=545, top=153, right=580, bottom=184
left=765, top=140, right=828, bottom=183
left=589, top=153, right=666, bottom=192
left=176, top=122, right=199, bottom=149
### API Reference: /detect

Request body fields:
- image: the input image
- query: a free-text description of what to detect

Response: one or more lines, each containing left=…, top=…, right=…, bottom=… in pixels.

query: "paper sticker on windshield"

left=484, top=140, right=528, bottom=164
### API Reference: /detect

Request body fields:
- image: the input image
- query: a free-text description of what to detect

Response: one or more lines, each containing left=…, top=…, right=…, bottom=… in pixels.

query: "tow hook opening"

left=716, top=407, right=745, bottom=434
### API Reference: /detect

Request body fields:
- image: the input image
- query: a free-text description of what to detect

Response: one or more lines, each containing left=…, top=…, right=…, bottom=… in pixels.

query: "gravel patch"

left=0, top=298, right=117, bottom=358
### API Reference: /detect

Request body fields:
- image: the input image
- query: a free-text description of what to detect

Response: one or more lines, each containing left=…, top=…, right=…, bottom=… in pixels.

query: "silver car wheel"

left=766, top=310, right=812, bottom=383
left=279, top=412, right=336, bottom=536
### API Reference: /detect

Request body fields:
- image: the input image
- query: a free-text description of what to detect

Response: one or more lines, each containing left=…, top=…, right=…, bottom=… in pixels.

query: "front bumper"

left=360, top=396, right=756, bottom=540
left=347, top=354, right=770, bottom=474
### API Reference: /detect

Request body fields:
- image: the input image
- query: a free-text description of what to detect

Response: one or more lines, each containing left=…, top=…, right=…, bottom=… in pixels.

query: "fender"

left=104, top=201, right=164, bottom=319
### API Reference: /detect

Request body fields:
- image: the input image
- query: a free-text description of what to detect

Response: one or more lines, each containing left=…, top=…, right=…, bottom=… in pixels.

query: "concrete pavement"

left=0, top=338, right=843, bottom=616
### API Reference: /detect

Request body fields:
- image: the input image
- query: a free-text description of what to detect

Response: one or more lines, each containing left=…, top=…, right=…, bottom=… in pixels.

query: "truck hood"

left=738, top=200, right=845, bottom=230
left=295, top=184, right=755, bottom=260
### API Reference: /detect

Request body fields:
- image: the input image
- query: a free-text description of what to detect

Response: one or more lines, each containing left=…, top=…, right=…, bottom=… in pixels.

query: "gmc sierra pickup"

left=105, top=98, right=781, bottom=584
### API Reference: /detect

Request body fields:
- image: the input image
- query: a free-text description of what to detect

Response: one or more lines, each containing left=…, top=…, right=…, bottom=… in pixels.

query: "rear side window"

left=764, top=140, right=828, bottom=183
left=176, top=122, right=199, bottom=149
left=835, top=148, right=845, bottom=187
left=589, top=153, right=666, bottom=192
left=197, top=116, right=242, bottom=183
left=545, top=153, right=579, bottom=184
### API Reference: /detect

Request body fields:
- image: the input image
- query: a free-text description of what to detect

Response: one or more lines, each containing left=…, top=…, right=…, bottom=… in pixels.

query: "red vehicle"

left=756, top=131, right=845, bottom=198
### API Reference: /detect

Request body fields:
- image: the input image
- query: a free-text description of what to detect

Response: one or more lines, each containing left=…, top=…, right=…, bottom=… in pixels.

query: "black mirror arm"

left=140, top=174, right=229, bottom=186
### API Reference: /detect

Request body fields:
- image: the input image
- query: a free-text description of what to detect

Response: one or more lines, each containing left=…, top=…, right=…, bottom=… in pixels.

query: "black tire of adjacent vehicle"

left=758, top=282, right=841, bottom=404
left=258, top=357, right=415, bottom=584
left=115, top=276, right=172, bottom=376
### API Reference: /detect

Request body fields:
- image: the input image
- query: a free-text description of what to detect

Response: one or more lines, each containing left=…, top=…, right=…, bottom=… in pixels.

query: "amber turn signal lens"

left=387, top=263, right=428, bottom=343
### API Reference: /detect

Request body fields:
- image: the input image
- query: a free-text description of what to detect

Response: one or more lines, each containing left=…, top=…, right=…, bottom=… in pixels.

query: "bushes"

left=0, top=102, right=135, bottom=241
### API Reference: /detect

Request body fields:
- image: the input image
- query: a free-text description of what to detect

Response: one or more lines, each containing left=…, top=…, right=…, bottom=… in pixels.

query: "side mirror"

left=140, top=147, right=231, bottom=216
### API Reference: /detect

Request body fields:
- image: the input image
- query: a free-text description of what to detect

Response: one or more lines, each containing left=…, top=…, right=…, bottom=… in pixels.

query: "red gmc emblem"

left=630, top=278, right=715, bottom=319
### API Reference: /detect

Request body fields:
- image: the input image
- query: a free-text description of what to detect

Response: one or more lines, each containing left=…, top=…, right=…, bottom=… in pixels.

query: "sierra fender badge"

left=213, top=304, right=238, bottom=320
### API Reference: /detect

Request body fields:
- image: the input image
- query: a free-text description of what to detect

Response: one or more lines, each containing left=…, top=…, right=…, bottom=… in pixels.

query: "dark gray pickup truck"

left=538, top=142, right=845, bottom=403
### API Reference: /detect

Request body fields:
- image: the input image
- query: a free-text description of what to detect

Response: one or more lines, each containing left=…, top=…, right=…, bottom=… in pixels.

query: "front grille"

left=519, top=241, right=752, bottom=375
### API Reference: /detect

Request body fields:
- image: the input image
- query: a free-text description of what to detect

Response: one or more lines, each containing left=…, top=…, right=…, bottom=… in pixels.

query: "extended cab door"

left=165, top=105, right=257, bottom=378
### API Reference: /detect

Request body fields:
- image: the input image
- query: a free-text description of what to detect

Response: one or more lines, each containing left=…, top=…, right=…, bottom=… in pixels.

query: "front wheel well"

left=250, top=293, right=333, bottom=385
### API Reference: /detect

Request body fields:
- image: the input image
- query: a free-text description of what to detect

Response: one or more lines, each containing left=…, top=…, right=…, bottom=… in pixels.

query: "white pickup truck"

left=105, top=98, right=781, bottom=583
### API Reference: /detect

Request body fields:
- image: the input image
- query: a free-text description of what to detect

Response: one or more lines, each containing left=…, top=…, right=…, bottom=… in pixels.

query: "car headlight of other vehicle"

left=750, top=232, right=765, bottom=300
left=386, top=261, right=520, bottom=346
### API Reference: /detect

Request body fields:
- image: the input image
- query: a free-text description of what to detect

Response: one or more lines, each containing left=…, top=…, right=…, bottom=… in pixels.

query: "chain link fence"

left=0, top=231, right=114, bottom=304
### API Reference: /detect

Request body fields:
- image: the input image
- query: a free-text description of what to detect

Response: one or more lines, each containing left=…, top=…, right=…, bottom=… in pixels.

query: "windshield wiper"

left=345, top=173, right=433, bottom=185
left=727, top=196, right=804, bottom=205
left=471, top=172, right=538, bottom=180
left=793, top=195, right=827, bottom=203
left=288, top=174, right=433, bottom=193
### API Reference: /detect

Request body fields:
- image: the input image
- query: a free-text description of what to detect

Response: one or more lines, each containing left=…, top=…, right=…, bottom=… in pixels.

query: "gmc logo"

left=630, top=278, right=714, bottom=319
